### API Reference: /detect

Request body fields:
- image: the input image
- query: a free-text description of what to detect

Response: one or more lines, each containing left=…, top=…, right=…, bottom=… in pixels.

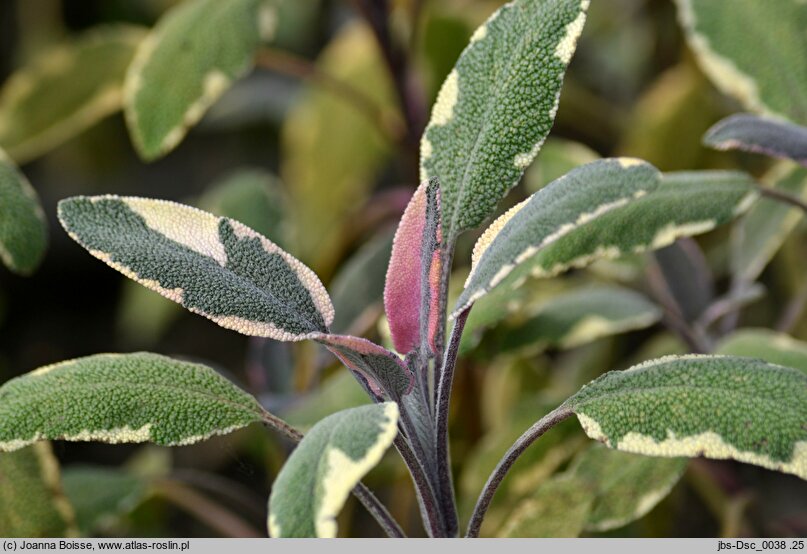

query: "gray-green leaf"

left=0, top=352, right=264, bottom=450
left=0, top=148, right=47, bottom=275
left=564, top=355, right=807, bottom=481
left=455, top=165, right=757, bottom=317
left=268, top=403, right=399, bottom=538
left=675, top=0, right=807, bottom=124
left=124, top=0, right=276, bottom=160
left=704, top=114, right=807, bottom=166
left=62, top=466, right=147, bottom=535
left=421, top=0, right=590, bottom=241
left=499, top=473, right=592, bottom=537
left=58, top=196, right=334, bottom=341
left=0, top=26, right=145, bottom=163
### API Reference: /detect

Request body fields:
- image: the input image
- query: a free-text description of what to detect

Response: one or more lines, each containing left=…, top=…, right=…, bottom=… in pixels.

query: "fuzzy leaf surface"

left=0, top=149, right=47, bottom=275
left=421, top=0, right=590, bottom=240
left=268, top=403, right=399, bottom=538
left=565, top=355, right=807, bottom=481
left=704, top=114, right=807, bottom=166
left=675, top=0, right=807, bottom=124
left=455, top=167, right=757, bottom=317
left=58, top=196, right=333, bottom=341
left=0, top=352, right=263, bottom=450
left=0, top=26, right=145, bottom=162
left=124, top=0, right=275, bottom=160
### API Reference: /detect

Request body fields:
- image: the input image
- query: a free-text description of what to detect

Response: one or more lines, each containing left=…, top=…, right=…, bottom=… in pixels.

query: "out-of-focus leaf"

left=499, top=474, right=592, bottom=537
left=649, top=239, right=714, bottom=323
left=705, top=114, right=807, bottom=166
left=124, top=0, right=277, bottom=160
left=0, top=148, right=47, bottom=275
left=282, top=23, right=395, bottom=273
left=268, top=403, right=399, bottom=538
left=459, top=397, right=582, bottom=529
left=619, top=63, right=727, bottom=171
left=330, top=230, right=394, bottom=334
left=0, top=443, right=77, bottom=537
left=675, top=0, right=807, bottom=124
left=456, top=167, right=757, bottom=318
left=716, top=329, right=807, bottom=374
left=117, top=280, right=181, bottom=347
left=566, top=355, right=807, bottom=481
left=421, top=0, right=590, bottom=242
left=283, top=370, right=369, bottom=431
left=0, top=352, right=264, bottom=450
left=0, top=26, right=145, bottom=163
left=572, top=444, right=687, bottom=532
left=524, top=138, right=599, bottom=193
left=384, top=179, right=442, bottom=356
left=198, top=169, right=288, bottom=247
left=731, top=165, right=807, bottom=283
left=62, top=466, right=147, bottom=535
left=499, top=285, right=661, bottom=353
left=59, top=196, right=334, bottom=341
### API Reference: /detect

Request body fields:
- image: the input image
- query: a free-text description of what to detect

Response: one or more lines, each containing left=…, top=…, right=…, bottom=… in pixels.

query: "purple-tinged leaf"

left=384, top=179, right=443, bottom=356
left=315, top=334, right=414, bottom=401
left=704, top=113, right=807, bottom=167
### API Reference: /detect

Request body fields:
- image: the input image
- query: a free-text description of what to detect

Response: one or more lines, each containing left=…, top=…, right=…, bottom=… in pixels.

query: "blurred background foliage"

left=0, top=0, right=806, bottom=538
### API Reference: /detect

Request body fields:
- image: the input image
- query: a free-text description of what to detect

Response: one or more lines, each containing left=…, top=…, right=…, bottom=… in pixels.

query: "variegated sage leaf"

left=268, top=403, right=399, bottom=538
left=564, top=355, right=807, bottom=481
left=421, top=0, right=590, bottom=241
left=0, top=353, right=264, bottom=450
left=704, top=114, right=807, bottom=166
left=0, top=443, right=77, bottom=537
left=58, top=196, right=334, bottom=341
left=499, top=285, right=661, bottom=353
left=0, top=148, right=47, bottom=275
left=731, top=165, right=807, bottom=283
left=316, top=335, right=414, bottom=401
left=716, top=329, right=807, bottom=374
left=572, top=444, right=686, bottom=532
left=124, top=0, right=277, bottom=160
left=0, top=26, right=145, bottom=163
left=384, top=179, right=442, bottom=356
left=675, top=0, right=807, bottom=124
left=454, top=165, right=757, bottom=318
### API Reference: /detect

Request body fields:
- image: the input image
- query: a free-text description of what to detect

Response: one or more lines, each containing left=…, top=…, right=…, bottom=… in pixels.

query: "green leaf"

left=716, top=329, right=807, bottom=374
left=124, top=0, right=276, bottom=160
left=0, top=443, right=77, bottom=537
left=268, top=403, right=399, bottom=538
left=674, top=0, right=807, bottom=124
left=0, top=352, right=264, bottom=450
left=731, top=165, right=807, bottom=283
left=283, top=370, right=369, bottom=430
left=0, top=148, right=47, bottom=275
left=62, top=466, right=147, bottom=535
left=704, top=114, right=807, bottom=166
left=499, top=285, right=661, bottom=352
left=572, top=444, right=686, bottom=532
left=58, top=196, right=334, bottom=341
left=455, top=165, right=757, bottom=317
left=499, top=473, right=592, bottom=537
left=565, top=355, right=807, bottom=481
left=0, top=26, right=146, bottom=163
left=421, top=0, right=590, bottom=241
left=198, top=168, right=288, bottom=248
left=282, top=23, right=395, bottom=271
